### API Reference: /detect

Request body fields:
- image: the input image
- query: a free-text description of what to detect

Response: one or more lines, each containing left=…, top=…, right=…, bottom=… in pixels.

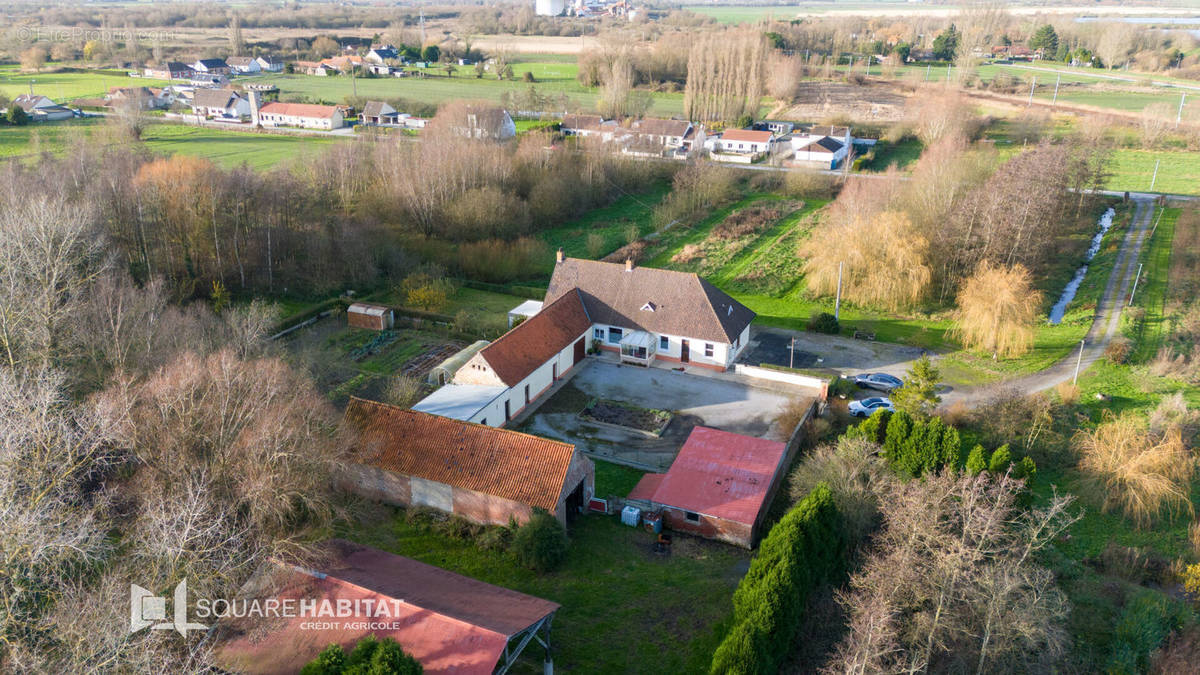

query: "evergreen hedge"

left=710, top=484, right=846, bottom=675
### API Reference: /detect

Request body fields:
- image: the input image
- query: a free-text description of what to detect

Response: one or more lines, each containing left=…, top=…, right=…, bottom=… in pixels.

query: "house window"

left=685, top=511, right=700, bottom=522
left=594, top=327, right=604, bottom=340
left=659, top=336, right=669, bottom=350
left=705, top=343, right=714, bottom=357
left=608, top=327, right=623, bottom=343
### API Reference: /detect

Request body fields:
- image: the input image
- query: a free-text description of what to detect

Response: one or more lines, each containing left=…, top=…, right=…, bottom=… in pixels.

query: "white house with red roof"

left=254, top=101, right=344, bottom=129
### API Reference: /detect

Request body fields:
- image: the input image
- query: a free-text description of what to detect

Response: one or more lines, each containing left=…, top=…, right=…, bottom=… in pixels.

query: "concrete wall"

left=733, top=364, right=828, bottom=393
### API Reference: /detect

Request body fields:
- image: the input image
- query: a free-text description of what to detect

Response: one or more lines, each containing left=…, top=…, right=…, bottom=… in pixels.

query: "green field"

left=1105, top=149, right=1200, bottom=195
left=240, top=66, right=684, bottom=118
left=0, top=65, right=168, bottom=100
left=0, top=118, right=340, bottom=169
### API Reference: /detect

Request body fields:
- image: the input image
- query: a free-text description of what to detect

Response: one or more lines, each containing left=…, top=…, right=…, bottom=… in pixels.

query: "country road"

left=941, top=197, right=1157, bottom=408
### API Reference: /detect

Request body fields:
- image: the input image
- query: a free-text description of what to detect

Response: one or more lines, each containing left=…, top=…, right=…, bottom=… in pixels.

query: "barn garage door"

left=573, top=338, right=585, bottom=364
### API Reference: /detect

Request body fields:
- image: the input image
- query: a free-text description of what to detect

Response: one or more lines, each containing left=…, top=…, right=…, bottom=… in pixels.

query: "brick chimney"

left=625, top=258, right=633, bottom=272
left=555, top=247, right=564, bottom=264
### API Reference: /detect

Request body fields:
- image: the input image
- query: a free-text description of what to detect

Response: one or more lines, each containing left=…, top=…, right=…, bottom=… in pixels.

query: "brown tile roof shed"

left=344, top=398, right=577, bottom=511
left=545, top=258, right=754, bottom=344
left=479, top=290, right=591, bottom=387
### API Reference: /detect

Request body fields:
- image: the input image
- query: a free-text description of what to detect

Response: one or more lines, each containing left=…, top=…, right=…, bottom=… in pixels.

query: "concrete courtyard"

left=523, top=360, right=813, bottom=472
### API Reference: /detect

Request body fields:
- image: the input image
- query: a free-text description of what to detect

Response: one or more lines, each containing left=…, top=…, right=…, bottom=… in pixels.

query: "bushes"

left=881, top=411, right=961, bottom=478
left=301, top=635, right=423, bottom=675
left=1106, top=590, right=1193, bottom=675
left=807, top=311, right=839, bottom=335
left=1075, top=412, right=1195, bottom=528
left=512, top=509, right=568, bottom=572
left=710, top=484, right=845, bottom=675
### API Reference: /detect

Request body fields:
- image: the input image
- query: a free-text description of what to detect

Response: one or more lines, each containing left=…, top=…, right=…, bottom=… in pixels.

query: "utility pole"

left=790, top=337, right=795, bottom=369
left=1177, top=93, right=1187, bottom=128
left=1027, top=77, right=1036, bottom=106
left=834, top=261, right=844, bottom=321
left=420, top=8, right=426, bottom=47
left=925, top=63, right=931, bottom=81
left=946, top=63, right=951, bottom=82
left=1129, top=262, right=1143, bottom=306
left=1073, top=339, right=1085, bottom=385
left=1150, top=158, right=1161, bottom=191
left=1052, top=74, right=1060, bottom=105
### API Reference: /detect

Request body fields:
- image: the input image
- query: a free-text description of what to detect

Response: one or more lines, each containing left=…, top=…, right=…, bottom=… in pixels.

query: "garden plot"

left=670, top=201, right=803, bottom=277
left=281, top=315, right=461, bottom=406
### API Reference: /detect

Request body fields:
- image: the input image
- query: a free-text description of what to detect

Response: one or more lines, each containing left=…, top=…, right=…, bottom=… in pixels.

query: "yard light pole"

left=1129, top=262, right=1143, bottom=307
left=790, top=337, right=796, bottom=369
left=835, top=261, right=844, bottom=321
left=1150, top=159, right=1161, bottom=192
left=1178, top=93, right=1187, bottom=128
left=1073, top=339, right=1086, bottom=385
left=1027, top=77, right=1036, bottom=106
left=1052, top=74, right=1060, bottom=106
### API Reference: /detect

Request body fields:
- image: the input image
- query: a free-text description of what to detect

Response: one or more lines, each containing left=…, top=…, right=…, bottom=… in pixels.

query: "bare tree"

left=0, top=194, right=102, bottom=370
left=825, top=472, right=1078, bottom=674
left=684, top=29, right=767, bottom=123
left=952, top=262, right=1041, bottom=358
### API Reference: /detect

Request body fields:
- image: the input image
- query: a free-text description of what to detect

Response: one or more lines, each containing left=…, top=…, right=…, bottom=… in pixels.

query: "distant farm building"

left=340, top=398, right=595, bottom=526
left=346, top=303, right=394, bottom=331
left=628, top=426, right=790, bottom=548
left=213, top=539, right=559, bottom=675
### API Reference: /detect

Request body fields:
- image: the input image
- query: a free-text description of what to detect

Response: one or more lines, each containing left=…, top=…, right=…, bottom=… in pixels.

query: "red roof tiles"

left=344, top=398, right=577, bottom=511
left=479, top=290, right=591, bottom=387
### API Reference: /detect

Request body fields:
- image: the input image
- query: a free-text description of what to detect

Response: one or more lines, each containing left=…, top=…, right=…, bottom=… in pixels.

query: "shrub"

left=846, top=408, right=889, bottom=444
left=988, top=444, right=1013, bottom=474
left=477, top=524, right=514, bottom=552
left=789, top=438, right=890, bottom=543
left=711, top=484, right=845, bottom=675
left=965, top=444, right=987, bottom=476
left=807, top=311, right=840, bottom=334
left=401, top=273, right=454, bottom=312
left=1055, top=381, right=1080, bottom=405
left=1076, top=413, right=1195, bottom=528
left=1106, top=590, right=1193, bottom=675
left=1105, top=337, right=1133, bottom=364
left=301, top=636, right=423, bottom=675
left=512, top=509, right=568, bottom=572
left=882, top=411, right=960, bottom=477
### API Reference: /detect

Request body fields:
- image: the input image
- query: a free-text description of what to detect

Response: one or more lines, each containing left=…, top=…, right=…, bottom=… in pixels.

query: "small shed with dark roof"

left=340, top=398, right=594, bottom=525
left=213, top=539, right=560, bottom=675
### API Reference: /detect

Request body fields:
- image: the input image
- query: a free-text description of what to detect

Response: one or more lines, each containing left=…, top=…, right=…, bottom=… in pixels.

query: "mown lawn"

left=1124, top=207, right=1176, bottom=361
left=340, top=506, right=746, bottom=674
left=1105, top=150, right=1200, bottom=196
left=0, top=119, right=341, bottom=168
left=0, top=64, right=169, bottom=100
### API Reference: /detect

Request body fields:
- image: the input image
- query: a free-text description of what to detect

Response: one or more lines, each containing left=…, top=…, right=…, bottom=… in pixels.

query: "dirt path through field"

left=942, top=197, right=1156, bottom=408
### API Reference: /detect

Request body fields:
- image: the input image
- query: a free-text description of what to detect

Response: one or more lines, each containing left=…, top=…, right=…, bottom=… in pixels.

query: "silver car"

left=849, top=397, right=895, bottom=418
left=853, top=373, right=903, bottom=392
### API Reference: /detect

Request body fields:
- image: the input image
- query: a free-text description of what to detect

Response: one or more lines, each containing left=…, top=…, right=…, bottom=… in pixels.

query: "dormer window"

left=641, top=302, right=656, bottom=312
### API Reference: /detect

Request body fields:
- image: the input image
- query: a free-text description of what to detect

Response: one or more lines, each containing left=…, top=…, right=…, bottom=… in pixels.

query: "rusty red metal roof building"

left=628, top=426, right=787, bottom=525
left=214, top=539, right=559, bottom=675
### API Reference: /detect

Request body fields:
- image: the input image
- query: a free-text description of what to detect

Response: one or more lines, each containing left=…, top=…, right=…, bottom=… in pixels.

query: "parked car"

left=849, top=397, right=895, bottom=418
left=853, top=372, right=903, bottom=392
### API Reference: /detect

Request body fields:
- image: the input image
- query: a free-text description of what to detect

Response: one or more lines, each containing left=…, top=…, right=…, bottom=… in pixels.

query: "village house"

left=365, top=45, right=399, bottom=64
left=254, top=101, right=344, bottom=129
left=105, top=86, right=167, bottom=110
left=292, top=60, right=333, bottom=76
left=790, top=124, right=853, bottom=169
left=340, top=398, right=595, bottom=526
left=225, top=56, right=261, bottom=74
left=320, top=55, right=365, bottom=73
left=561, top=115, right=703, bottom=157
left=411, top=253, right=755, bottom=427
left=560, top=113, right=613, bottom=140
left=359, top=100, right=399, bottom=125
left=192, top=58, right=231, bottom=75
left=10, top=94, right=75, bottom=121
left=545, top=254, right=754, bottom=370
left=214, top=539, right=559, bottom=675
left=143, top=61, right=193, bottom=79
left=190, top=88, right=252, bottom=119
left=708, top=128, right=776, bottom=156
left=628, top=426, right=792, bottom=548
left=449, top=105, right=516, bottom=140
left=254, top=55, right=285, bottom=72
